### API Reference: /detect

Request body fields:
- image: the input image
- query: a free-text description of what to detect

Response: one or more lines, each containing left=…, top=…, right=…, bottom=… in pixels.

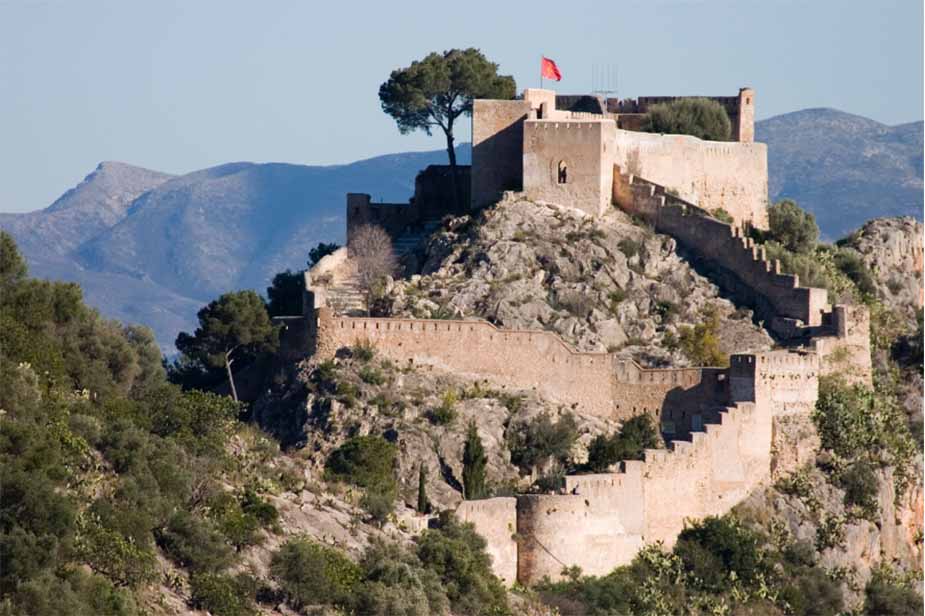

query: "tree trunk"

left=444, top=128, right=461, bottom=214
left=224, top=352, right=239, bottom=402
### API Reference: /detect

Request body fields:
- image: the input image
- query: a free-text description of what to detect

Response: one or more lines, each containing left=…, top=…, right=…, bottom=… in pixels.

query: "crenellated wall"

left=310, top=310, right=726, bottom=419
left=612, top=168, right=872, bottom=384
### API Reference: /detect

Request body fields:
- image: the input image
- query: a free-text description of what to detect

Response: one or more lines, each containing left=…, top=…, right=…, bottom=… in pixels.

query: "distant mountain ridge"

left=2, top=108, right=921, bottom=350
left=758, top=107, right=923, bottom=239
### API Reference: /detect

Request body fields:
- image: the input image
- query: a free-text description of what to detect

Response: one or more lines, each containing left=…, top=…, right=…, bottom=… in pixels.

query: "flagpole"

left=540, top=55, right=543, bottom=90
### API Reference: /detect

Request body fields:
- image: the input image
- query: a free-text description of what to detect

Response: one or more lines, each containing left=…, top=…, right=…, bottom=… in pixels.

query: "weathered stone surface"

left=387, top=197, right=773, bottom=366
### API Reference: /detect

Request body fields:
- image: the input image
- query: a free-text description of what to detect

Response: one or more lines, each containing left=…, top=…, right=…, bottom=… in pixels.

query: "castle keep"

left=280, top=86, right=874, bottom=586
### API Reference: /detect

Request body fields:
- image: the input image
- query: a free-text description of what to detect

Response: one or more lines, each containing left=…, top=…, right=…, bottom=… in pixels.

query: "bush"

left=677, top=308, right=728, bottom=367
left=352, top=339, right=376, bottom=362
left=833, top=249, right=877, bottom=298
left=863, top=566, right=923, bottom=616
left=674, top=516, right=765, bottom=592
left=711, top=208, right=734, bottom=223
left=354, top=540, right=449, bottom=616
left=270, top=538, right=361, bottom=609
left=766, top=200, right=818, bottom=254
left=189, top=572, right=256, bottom=616
left=779, top=565, right=843, bottom=616
left=507, top=412, right=578, bottom=472
left=157, top=511, right=232, bottom=573
left=360, top=486, right=396, bottom=526
left=839, top=460, right=879, bottom=519
left=428, top=389, right=458, bottom=425
left=359, top=365, right=386, bottom=385
left=617, top=238, right=642, bottom=260
left=642, top=98, right=732, bottom=141
left=586, top=414, right=659, bottom=472
left=813, top=377, right=916, bottom=487
left=415, top=513, right=510, bottom=615
left=325, top=436, right=398, bottom=492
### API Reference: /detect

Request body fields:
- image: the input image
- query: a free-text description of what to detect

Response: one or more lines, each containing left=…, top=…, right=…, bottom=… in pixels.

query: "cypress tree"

left=462, top=421, right=488, bottom=500
left=417, top=463, right=429, bottom=514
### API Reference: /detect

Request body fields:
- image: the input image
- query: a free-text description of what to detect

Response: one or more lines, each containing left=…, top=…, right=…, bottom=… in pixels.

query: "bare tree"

left=350, top=224, right=398, bottom=315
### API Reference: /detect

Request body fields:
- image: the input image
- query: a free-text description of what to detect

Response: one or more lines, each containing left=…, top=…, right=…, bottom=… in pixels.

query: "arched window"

left=557, top=160, right=568, bottom=184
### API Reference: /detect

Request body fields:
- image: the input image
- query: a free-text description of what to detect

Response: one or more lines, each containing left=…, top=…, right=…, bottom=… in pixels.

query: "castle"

left=277, top=87, right=874, bottom=586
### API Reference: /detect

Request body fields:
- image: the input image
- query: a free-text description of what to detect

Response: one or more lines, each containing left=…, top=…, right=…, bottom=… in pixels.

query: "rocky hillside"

left=385, top=195, right=772, bottom=367
left=759, top=109, right=923, bottom=240
left=839, top=216, right=924, bottom=316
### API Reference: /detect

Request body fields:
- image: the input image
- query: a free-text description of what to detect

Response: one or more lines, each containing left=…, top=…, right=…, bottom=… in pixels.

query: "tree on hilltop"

left=175, top=290, right=278, bottom=401
left=379, top=48, right=516, bottom=209
left=308, top=242, right=340, bottom=268
left=643, top=97, right=732, bottom=141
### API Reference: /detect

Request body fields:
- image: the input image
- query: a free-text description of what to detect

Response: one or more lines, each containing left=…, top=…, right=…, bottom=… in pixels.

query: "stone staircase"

left=324, top=220, right=443, bottom=315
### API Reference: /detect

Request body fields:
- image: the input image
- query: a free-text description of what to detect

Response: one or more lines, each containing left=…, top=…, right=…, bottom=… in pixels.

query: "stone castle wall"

left=612, top=130, right=768, bottom=229
left=612, top=168, right=872, bottom=384
left=472, top=88, right=766, bottom=228
left=457, top=350, right=819, bottom=586
left=310, top=309, right=726, bottom=420
left=456, top=498, right=518, bottom=586
left=346, top=165, right=471, bottom=242
left=523, top=120, right=614, bottom=217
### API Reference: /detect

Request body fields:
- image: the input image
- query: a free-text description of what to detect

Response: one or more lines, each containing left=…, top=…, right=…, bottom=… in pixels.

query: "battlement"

left=472, top=88, right=767, bottom=227
left=495, top=398, right=770, bottom=584
left=309, top=311, right=727, bottom=419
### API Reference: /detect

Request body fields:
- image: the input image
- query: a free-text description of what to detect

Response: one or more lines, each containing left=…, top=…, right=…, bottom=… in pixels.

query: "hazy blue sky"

left=2, top=0, right=922, bottom=213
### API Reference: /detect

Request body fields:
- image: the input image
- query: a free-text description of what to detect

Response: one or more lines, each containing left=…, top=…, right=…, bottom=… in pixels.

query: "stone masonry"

left=273, top=84, right=875, bottom=587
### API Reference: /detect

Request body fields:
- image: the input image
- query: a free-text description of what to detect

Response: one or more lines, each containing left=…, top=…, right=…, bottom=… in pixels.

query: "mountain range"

left=2, top=108, right=921, bottom=351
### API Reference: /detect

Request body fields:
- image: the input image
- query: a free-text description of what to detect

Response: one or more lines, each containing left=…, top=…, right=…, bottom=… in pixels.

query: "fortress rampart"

left=309, top=309, right=727, bottom=420
left=612, top=168, right=872, bottom=384
left=346, top=165, right=471, bottom=242
left=472, top=88, right=766, bottom=227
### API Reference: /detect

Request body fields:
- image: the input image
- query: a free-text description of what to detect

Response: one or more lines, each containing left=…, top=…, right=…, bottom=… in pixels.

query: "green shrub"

left=360, top=486, right=396, bottom=526
left=779, top=565, right=843, bottom=616
left=674, top=516, right=765, bottom=592
left=654, top=300, right=678, bottom=321
left=813, top=378, right=916, bottom=490
left=766, top=199, right=819, bottom=254
left=325, top=436, right=397, bottom=492
left=359, top=365, right=386, bottom=385
left=415, top=514, right=510, bottom=615
left=507, top=412, right=578, bottom=472
left=157, top=511, right=232, bottom=573
left=189, top=572, right=256, bottom=616
left=352, top=340, right=376, bottom=362
left=863, top=566, right=924, bottom=616
left=642, top=98, right=732, bottom=141
left=617, top=238, right=642, bottom=260
left=839, top=460, right=879, bottom=519
left=270, top=538, right=361, bottom=609
left=354, top=540, right=449, bottom=616
left=428, top=389, right=458, bottom=425
left=833, top=249, right=877, bottom=298
left=207, top=492, right=262, bottom=550
left=677, top=308, right=728, bottom=367
left=586, top=414, right=659, bottom=472
left=710, top=208, right=734, bottom=223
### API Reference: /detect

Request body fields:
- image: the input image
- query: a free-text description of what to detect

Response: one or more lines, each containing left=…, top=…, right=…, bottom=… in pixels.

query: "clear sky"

left=1, top=0, right=922, bottom=213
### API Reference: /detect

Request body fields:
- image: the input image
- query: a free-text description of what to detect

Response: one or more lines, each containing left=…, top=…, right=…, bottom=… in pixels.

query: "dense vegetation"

left=270, top=514, right=509, bottom=616
left=541, top=513, right=920, bottom=616
left=0, top=232, right=280, bottom=614
left=642, top=97, right=732, bottom=141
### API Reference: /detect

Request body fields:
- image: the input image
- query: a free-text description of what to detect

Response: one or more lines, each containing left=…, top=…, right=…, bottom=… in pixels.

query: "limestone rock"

left=390, top=198, right=773, bottom=366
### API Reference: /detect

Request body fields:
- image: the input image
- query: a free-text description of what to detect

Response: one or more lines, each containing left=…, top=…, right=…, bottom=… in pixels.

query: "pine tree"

left=417, top=463, right=429, bottom=514
left=462, top=422, right=488, bottom=500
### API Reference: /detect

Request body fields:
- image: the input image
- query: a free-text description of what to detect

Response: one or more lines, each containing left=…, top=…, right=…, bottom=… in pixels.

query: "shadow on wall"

left=471, top=118, right=525, bottom=208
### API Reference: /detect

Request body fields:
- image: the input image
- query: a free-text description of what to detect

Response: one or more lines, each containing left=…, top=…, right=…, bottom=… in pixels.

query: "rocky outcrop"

left=841, top=216, right=924, bottom=313
left=385, top=195, right=772, bottom=367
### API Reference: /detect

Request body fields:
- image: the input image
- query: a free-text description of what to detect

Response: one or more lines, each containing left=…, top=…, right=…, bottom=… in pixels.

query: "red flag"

left=541, top=56, right=562, bottom=81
